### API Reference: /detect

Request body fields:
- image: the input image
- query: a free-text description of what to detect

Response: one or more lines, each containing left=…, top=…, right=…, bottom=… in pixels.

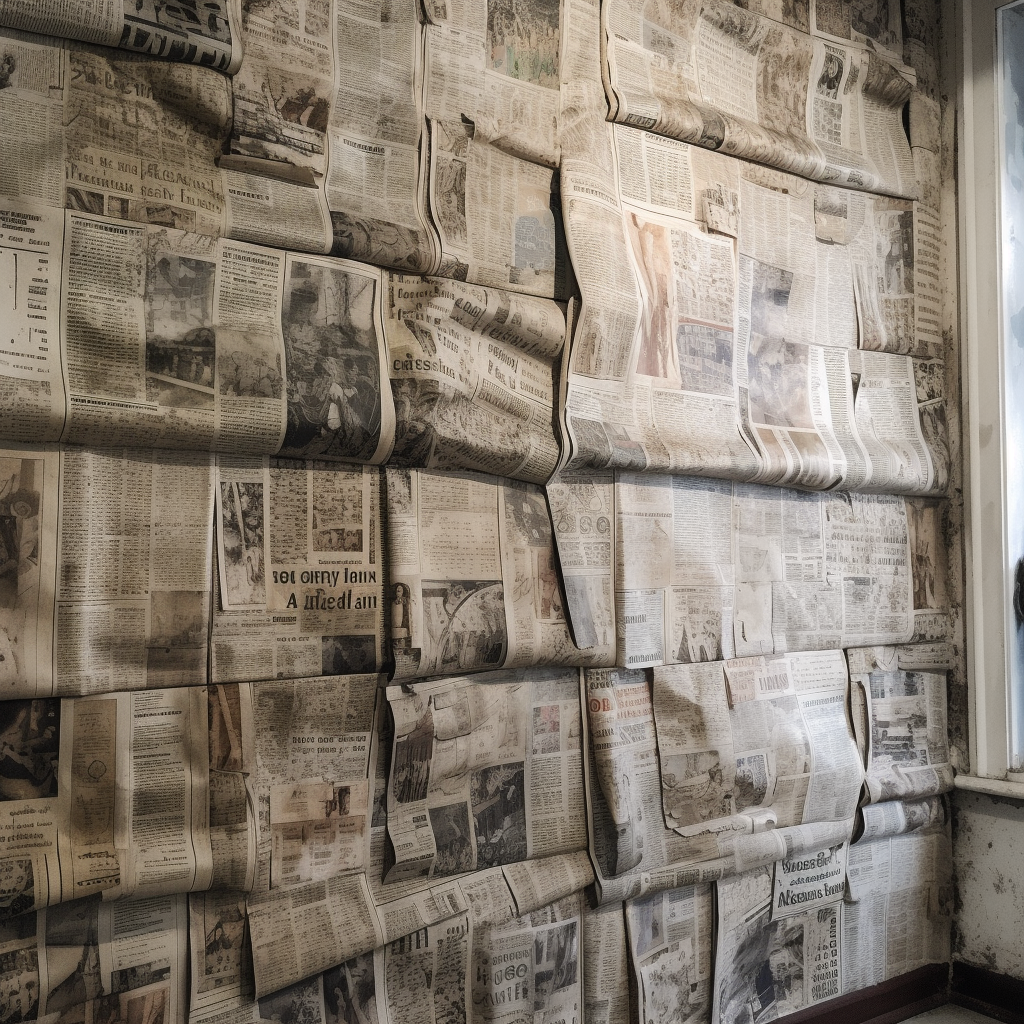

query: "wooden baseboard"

left=952, top=962, right=1024, bottom=1023
left=780, top=964, right=949, bottom=1024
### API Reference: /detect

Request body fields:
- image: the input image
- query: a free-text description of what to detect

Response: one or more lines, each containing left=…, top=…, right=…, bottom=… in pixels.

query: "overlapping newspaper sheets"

left=583, top=651, right=861, bottom=904
left=582, top=899, right=631, bottom=1024
left=847, top=643, right=953, bottom=804
left=548, top=474, right=919, bottom=671
left=601, top=0, right=915, bottom=196
left=0, top=199, right=393, bottom=461
left=0, top=893, right=188, bottom=1024
left=385, top=468, right=609, bottom=680
left=0, top=686, right=211, bottom=919
left=385, top=276, right=566, bottom=484
left=843, top=796, right=951, bottom=991
left=0, top=0, right=242, bottom=71
left=714, top=865, right=841, bottom=1024
left=558, top=115, right=946, bottom=492
left=212, top=460, right=386, bottom=683
left=383, top=668, right=586, bottom=881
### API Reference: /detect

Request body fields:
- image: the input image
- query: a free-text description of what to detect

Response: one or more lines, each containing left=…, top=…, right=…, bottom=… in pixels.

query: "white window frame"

left=959, top=0, right=1024, bottom=788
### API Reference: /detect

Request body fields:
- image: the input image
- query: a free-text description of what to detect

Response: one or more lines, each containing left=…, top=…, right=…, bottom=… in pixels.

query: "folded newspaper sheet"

left=558, top=114, right=946, bottom=490
left=843, top=803, right=951, bottom=990
left=422, top=0, right=561, bottom=168
left=0, top=0, right=242, bottom=71
left=0, top=892, right=188, bottom=1024
left=228, top=0, right=440, bottom=270
left=0, top=444, right=214, bottom=701
left=385, top=468, right=609, bottom=680
left=385, top=276, right=565, bottom=484
left=624, top=883, right=713, bottom=1024
left=601, top=0, right=915, bottom=196
left=714, top=865, right=841, bottom=1024
left=383, top=668, right=586, bottom=882
left=548, top=473, right=922, bottom=669
left=212, top=460, right=386, bottom=684
left=0, top=685, right=211, bottom=919
left=583, top=664, right=856, bottom=905
left=582, top=899, right=630, bottom=1024
left=847, top=644, right=953, bottom=803
left=0, top=199, right=394, bottom=461
left=429, top=119, right=569, bottom=300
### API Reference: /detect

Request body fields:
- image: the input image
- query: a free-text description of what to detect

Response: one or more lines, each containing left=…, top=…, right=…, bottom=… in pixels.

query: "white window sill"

left=954, top=774, right=1024, bottom=800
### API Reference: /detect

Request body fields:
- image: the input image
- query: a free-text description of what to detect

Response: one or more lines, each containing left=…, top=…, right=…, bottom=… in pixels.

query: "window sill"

left=954, top=773, right=1024, bottom=800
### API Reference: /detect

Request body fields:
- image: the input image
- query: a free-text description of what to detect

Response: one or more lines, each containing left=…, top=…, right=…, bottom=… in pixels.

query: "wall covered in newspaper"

left=0, top=0, right=957, bottom=1023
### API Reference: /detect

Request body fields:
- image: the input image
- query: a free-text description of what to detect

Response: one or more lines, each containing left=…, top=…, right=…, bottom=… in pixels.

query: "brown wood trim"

left=778, top=964, right=948, bottom=1024
left=952, top=961, right=1024, bottom=1023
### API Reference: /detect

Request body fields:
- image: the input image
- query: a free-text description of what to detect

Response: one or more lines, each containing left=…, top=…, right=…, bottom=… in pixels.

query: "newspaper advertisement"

left=847, top=645, right=953, bottom=803
left=771, top=842, right=847, bottom=918
left=582, top=899, right=631, bottom=1024
left=385, top=468, right=599, bottom=681
left=906, top=498, right=950, bottom=641
left=212, top=460, right=385, bottom=684
left=385, top=275, right=564, bottom=483
left=0, top=684, right=211, bottom=920
left=624, top=883, right=713, bottom=1024
left=384, top=668, right=585, bottom=882
left=429, top=119, right=568, bottom=300
left=422, top=0, right=562, bottom=168
left=0, top=892, right=188, bottom=1024
left=471, top=892, right=583, bottom=1024
left=714, top=866, right=841, bottom=1024
left=842, top=822, right=952, bottom=991
left=600, top=0, right=914, bottom=196
left=651, top=652, right=862, bottom=845
left=0, top=444, right=214, bottom=701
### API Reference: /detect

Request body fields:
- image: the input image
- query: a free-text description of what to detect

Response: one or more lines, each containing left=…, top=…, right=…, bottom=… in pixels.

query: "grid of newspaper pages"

left=0, top=0, right=955, bottom=1023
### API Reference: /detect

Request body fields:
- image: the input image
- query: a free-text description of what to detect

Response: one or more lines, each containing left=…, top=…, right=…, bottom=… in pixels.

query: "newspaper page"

left=429, top=119, right=567, bottom=300
left=54, top=446, right=214, bottom=698
left=847, top=350, right=935, bottom=495
left=651, top=653, right=862, bottom=855
left=188, top=889, right=253, bottom=1023
left=0, top=684, right=210, bottom=920
left=733, top=486, right=914, bottom=656
left=422, top=0, right=561, bottom=168
left=249, top=674, right=379, bottom=893
left=600, top=0, right=914, bottom=196
left=324, top=0, right=438, bottom=275
left=59, top=213, right=288, bottom=453
left=582, top=899, right=631, bottom=1024
left=0, top=0, right=242, bottom=70
left=624, top=883, right=713, bottom=1024
left=207, top=684, right=256, bottom=895
left=385, top=468, right=596, bottom=681
left=384, top=668, right=585, bottom=882
left=714, top=865, right=841, bottom=1024
left=810, top=0, right=903, bottom=64
left=914, top=358, right=950, bottom=496
left=212, top=460, right=385, bottom=684
left=544, top=471, right=616, bottom=662
left=847, top=644, right=953, bottom=803
left=614, top=473, right=735, bottom=669
left=470, top=893, right=584, bottom=1024
left=0, top=201, right=394, bottom=460
left=0, top=892, right=188, bottom=1024
left=842, top=817, right=952, bottom=991
left=385, top=275, right=564, bottom=483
